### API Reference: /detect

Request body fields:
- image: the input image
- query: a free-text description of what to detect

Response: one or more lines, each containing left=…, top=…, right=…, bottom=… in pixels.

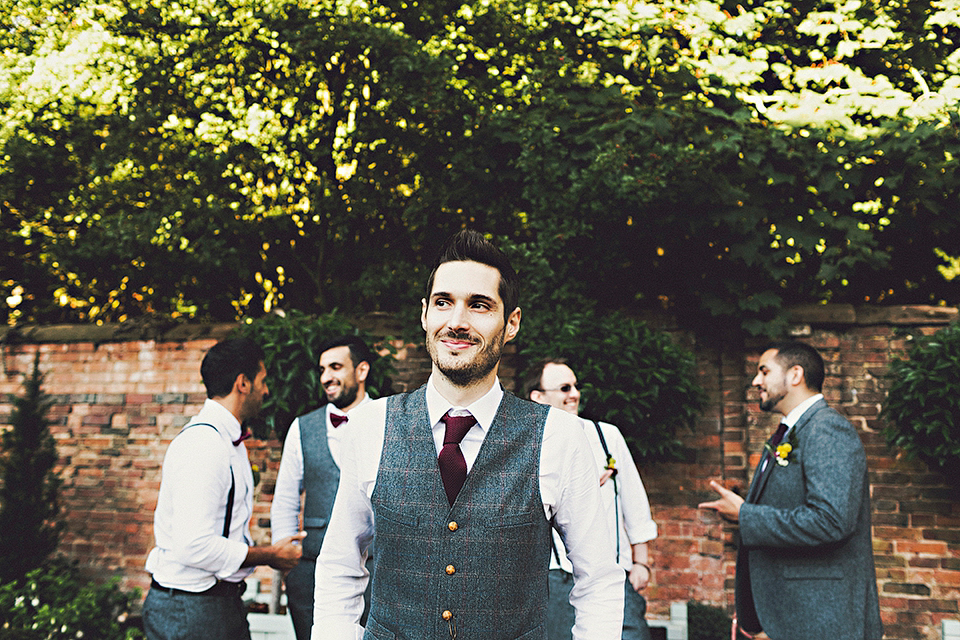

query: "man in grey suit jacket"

left=699, top=341, right=882, bottom=640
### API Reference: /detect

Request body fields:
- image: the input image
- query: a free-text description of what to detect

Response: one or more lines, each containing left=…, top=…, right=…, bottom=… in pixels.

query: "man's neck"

left=211, top=395, right=244, bottom=423
left=778, top=389, right=818, bottom=418
left=432, top=367, right=499, bottom=408
left=340, top=390, right=366, bottom=414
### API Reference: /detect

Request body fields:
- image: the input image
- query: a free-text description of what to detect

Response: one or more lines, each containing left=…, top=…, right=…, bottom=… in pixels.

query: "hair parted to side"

left=424, top=230, right=521, bottom=322
left=765, top=340, right=825, bottom=392
left=318, top=334, right=374, bottom=368
left=200, top=337, right=265, bottom=399
left=522, top=358, right=569, bottom=398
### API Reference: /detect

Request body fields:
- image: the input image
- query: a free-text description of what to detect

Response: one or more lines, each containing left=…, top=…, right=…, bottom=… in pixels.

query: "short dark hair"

left=522, top=358, right=568, bottom=398
left=318, top=335, right=374, bottom=368
left=200, top=337, right=265, bottom=399
left=424, top=230, right=520, bottom=323
left=765, top=340, right=825, bottom=392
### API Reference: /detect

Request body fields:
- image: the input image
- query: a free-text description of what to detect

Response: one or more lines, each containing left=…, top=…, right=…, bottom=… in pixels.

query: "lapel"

left=746, top=398, right=827, bottom=503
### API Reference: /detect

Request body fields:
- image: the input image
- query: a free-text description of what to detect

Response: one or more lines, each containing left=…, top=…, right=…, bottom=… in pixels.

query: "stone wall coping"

left=1, top=306, right=955, bottom=346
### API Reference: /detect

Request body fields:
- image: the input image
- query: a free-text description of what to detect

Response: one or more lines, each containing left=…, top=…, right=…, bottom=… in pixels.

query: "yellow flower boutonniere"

left=765, top=430, right=798, bottom=467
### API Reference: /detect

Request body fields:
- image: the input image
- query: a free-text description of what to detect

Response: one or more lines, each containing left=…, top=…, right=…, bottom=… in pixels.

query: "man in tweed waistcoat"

left=699, top=341, right=882, bottom=640
left=311, top=230, right=624, bottom=640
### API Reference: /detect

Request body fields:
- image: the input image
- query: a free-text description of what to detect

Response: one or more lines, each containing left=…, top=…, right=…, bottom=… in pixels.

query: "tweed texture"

left=736, top=399, right=883, bottom=640
left=299, top=406, right=341, bottom=560
left=367, top=387, right=552, bottom=639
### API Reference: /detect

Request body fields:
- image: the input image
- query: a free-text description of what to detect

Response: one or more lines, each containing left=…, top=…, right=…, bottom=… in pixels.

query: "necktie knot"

left=330, top=412, right=348, bottom=428
left=771, top=422, right=789, bottom=446
left=441, top=412, right=476, bottom=445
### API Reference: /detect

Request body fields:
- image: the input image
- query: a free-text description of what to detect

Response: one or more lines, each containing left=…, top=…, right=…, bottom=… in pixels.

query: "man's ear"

left=504, top=307, right=521, bottom=343
left=529, top=389, right=543, bottom=404
left=420, top=298, right=428, bottom=332
left=235, top=372, right=251, bottom=394
left=356, top=361, right=371, bottom=385
left=788, top=365, right=805, bottom=388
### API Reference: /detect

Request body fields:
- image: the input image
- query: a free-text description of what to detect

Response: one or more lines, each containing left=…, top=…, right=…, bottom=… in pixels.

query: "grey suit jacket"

left=736, top=399, right=883, bottom=640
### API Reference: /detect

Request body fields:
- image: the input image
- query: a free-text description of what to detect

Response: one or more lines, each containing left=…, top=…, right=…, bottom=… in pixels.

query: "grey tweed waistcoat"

left=299, top=407, right=340, bottom=560
left=366, top=386, right=552, bottom=640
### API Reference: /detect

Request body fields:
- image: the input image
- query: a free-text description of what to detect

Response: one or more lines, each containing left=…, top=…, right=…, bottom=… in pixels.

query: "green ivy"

left=0, top=559, right=143, bottom=640
left=231, top=310, right=397, bottom=440
left=882, top=323, right=960, bottom=484
left=687, top=600, right=732, bottom=640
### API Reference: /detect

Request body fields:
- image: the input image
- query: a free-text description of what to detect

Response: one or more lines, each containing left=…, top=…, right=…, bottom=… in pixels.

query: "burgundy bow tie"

left=330, top=413, right=348, bottom=428
left=232, top=429, right=251, bottom=446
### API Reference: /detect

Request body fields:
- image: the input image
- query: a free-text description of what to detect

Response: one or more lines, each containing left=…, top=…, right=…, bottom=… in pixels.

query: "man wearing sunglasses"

left=526, top=359, right=657, bottom=640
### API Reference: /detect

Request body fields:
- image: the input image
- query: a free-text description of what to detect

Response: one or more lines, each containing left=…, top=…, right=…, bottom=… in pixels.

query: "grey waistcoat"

left=299, top=406, right=340, bottom=560
left=366, top=386, right=552, bottom=640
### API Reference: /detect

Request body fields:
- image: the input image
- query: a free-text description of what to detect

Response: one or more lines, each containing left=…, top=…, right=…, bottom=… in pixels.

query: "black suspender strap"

left=182, top=422, right=235, bottom=538
left=591, top=421, right=620, bottom=560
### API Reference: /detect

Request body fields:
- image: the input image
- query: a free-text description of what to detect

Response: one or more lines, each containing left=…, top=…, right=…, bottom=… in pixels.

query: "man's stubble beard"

left=428, top=329, right=505, bottom=388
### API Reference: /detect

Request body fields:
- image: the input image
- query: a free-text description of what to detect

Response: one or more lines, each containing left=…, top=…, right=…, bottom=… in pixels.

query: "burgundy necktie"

left=330, top=413, right=348, bottom=428
left=438, top=411, right=477, bottom=506
left=232, top=429, right=251, bottom=446
left=760, top=422, right=789, bottom=474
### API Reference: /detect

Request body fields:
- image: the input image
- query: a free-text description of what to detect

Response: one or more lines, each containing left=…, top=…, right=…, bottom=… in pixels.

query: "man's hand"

left=244, top=532, right=306, bottom=571
left=270, top=532, right=307, bottom=571
left=697, top=480, right=744, bottom=522
left=628, top=563, right=650, bottom=592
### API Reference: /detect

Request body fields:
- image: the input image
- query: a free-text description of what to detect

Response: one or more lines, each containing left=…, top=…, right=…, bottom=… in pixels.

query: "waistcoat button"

left=447, top=521, right=458, bottom=531
left=442, top=610, right=453, bottom=620
left=445, top=564, right=456, bottom=575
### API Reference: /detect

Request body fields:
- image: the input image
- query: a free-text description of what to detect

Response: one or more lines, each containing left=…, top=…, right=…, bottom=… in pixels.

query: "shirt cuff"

left=214, top=538, right=250, bottom=580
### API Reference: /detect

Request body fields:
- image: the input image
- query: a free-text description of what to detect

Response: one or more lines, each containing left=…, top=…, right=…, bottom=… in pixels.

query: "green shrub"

left=516, top=308, right=705, bottom=461
left=882, top=323, right=960, bottom=484
left=0, top=353, right=62, bottom=584
left=0, top=559, right=143, bottom=640
left=232, top=310, right=397, bottom=440
left=687, top=600, right=732, bottom=640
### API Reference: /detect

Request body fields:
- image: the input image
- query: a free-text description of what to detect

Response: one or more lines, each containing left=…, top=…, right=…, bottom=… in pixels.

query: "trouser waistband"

left=150, top=578, right=246, bottom=598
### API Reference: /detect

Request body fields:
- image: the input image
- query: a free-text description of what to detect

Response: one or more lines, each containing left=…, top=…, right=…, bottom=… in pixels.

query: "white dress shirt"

left=145, top=398, right=254, bottom=590
left=271, top=394, right=371, bottom=542
left=550, top=419, right=658, bottom=573
left=311, top=377, right=625, bottom=640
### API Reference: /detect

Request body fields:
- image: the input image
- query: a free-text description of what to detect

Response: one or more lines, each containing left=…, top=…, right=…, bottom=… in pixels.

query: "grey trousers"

left=546, top=569, right=651, bottom=640
left=143, top=584, right=251, bottom=640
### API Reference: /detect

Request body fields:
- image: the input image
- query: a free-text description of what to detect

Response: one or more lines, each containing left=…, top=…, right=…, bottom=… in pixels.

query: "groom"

left=699, top=341, right=882, bottom=640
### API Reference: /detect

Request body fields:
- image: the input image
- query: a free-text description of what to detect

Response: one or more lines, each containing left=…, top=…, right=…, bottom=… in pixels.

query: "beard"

left=758, top=386, right=786, bottom=412
left=327, top=381, right=359, bottom=409
left=427, top=329, right=505, bottom=388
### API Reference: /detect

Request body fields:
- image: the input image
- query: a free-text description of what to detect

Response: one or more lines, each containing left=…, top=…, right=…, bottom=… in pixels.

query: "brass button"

left=447, top=521, right=458, bottom=531
left=442, top=610, right=453, bottom=620
left=445, top=564, right=456, bottom=575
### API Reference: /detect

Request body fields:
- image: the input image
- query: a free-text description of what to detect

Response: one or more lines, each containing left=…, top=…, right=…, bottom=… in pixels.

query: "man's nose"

left=447, top=303, right=470, bottom=330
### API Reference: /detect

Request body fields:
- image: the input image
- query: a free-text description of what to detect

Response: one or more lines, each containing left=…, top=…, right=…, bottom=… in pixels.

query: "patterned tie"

left=330, top=413, right=348, bottom=428
left=438, top=411, right=477, bottom=506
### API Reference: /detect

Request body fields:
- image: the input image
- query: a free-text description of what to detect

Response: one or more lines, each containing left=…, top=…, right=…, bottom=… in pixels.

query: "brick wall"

left=1, top=306, right=958, bottom=639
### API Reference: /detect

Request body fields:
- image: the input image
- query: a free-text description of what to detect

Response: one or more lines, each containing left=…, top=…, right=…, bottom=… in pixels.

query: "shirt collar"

left=425, top=375, right=503, bottom=433
left=782, top=393, right=824, bottom=428
left=202, top=398, right=243, bottom=441
left=329, top=393, right=372, bottom=420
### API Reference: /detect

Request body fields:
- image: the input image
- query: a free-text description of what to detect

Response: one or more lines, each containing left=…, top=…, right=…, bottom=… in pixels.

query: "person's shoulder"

left=344, top=396, right=390, bottom=428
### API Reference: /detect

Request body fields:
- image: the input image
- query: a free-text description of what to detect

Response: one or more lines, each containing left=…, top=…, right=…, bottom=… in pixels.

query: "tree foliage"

left=2, top=0, right=960, bottom=334
left=882, top=323, right=960, bottom=486
left=0, top=354, right=62, bottom=584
